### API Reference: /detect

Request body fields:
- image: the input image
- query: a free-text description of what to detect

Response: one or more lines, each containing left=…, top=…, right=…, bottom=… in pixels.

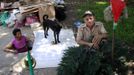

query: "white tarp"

left=31, top=29, right=78, bottom=68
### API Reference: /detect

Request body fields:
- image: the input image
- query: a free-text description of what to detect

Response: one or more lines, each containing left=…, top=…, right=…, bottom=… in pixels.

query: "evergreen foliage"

left=57, top=39, right=129, bottom=75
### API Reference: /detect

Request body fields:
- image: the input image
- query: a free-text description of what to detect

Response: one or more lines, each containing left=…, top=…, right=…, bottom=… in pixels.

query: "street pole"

left=112, top=22, right=117, bottom=60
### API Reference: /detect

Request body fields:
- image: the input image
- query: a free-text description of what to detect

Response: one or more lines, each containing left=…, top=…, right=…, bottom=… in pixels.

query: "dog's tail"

left=43, top=15, right=49, bottom=20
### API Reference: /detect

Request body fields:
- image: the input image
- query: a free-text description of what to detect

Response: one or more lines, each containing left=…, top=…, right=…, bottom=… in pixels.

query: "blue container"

left=74, top=20, right=82, bottom=28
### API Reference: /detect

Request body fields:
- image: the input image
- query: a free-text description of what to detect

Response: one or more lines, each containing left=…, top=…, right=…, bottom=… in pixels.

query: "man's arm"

left=92, top=33, right=108, bottom=49
left=76, top=28, right=93, bottom=47
left=92, top=23, right=108, bottom=49
left=76, top=39, right=93, bottom=47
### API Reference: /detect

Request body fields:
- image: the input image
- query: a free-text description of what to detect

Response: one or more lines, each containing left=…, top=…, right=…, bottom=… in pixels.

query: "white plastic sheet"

left=32, top=29, right=78, bottom=68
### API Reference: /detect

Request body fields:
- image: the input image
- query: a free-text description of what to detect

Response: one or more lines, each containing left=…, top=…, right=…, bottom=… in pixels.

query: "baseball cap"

left=83, top=10, right=94, bottom=17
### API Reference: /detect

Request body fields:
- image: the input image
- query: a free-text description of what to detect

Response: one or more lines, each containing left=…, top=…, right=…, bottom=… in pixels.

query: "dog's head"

left=43, top=15, right=49, bottom=20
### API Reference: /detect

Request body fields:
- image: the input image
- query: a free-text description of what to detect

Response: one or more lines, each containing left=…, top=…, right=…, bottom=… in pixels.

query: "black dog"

left=42, top=15, right=62, bottom=44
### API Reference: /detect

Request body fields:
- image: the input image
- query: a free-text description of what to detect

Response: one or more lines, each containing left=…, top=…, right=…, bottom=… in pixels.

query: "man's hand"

left=92, top=35, right=102, bottom=49
left=87, top=43, right=94, bottom=47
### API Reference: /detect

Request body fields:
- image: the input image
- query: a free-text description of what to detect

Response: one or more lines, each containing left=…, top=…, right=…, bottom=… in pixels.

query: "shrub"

left=57, top=39, right=129, bottom=75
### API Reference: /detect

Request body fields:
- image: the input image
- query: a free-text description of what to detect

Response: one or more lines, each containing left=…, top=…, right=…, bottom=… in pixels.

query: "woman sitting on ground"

left=3, top=28, right=33, bottom=54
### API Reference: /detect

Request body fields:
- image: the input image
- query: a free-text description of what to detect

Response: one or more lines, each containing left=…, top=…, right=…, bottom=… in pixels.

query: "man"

left=103, top=5, right=128, bottom=22
left=76, top=10, right=108, bottom=49
left=103, top=5, right=113, bottom=22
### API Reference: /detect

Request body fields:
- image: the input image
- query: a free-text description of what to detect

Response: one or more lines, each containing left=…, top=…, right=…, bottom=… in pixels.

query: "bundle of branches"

left=57, top=39, right=129, bottom=75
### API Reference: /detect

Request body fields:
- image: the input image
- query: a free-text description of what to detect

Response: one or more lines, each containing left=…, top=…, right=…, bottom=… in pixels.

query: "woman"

left=4, top=28, right=32, bottom=54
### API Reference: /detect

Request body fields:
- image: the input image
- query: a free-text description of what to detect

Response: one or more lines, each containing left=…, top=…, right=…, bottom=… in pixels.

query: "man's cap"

left=83, top=10, right=94, bottom=17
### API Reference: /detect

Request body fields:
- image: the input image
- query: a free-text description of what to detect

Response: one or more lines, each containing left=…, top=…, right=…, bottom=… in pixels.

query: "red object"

left=25, top=16, right=39, bottom=26
left=110, top=0, right=126, bottom=23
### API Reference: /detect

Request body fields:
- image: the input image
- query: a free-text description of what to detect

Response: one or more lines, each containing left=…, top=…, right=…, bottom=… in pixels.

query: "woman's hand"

left=5, top=49, right=17, bottom=54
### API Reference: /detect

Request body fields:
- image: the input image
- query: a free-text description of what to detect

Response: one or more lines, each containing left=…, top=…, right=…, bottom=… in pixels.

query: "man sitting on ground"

left=76, top=10, right=108, bottom=49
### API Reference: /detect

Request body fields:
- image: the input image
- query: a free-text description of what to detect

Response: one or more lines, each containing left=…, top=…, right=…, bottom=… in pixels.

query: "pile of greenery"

left=57, top=39, right=129, bottom=75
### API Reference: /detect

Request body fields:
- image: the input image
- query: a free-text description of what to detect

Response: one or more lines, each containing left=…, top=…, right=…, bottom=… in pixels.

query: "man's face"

left=84, top=15, right=95, bottom=27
